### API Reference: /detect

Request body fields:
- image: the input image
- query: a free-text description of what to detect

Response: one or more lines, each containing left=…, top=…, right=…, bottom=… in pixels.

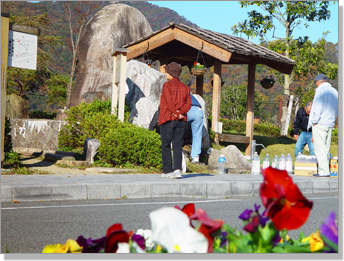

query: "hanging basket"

left=191, top=68, right=207, bottom=76
left=260, top=80, right=274, bottom=89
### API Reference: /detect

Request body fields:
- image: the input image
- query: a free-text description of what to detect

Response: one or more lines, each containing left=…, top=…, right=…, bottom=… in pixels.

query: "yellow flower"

left=42, top=239, right=82, bottom=253
left=301, top=231, right=324, bottom=252
left=279, top=235, right=290, bottom=243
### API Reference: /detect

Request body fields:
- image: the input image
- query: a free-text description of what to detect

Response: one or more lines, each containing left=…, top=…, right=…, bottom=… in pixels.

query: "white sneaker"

left=191, top=156, right=199, bottom=164
left=170, top=169, right=182, bottom=179
left=161, top=173, right=171, bottom=178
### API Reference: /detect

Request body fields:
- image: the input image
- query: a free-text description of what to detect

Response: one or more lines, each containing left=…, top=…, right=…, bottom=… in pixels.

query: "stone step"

left=56, top=160, right=90, bottom=167
left=45, top=153, right=75, bottom=162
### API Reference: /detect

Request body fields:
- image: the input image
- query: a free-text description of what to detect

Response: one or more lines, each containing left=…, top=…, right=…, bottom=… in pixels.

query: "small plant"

left=261, top=76, right=275, bottom=84
left=193, top=62, right=205, bottom=69
left=122, top=195, right=127, bottom=199
left=9, top=166, right=35, bottom=175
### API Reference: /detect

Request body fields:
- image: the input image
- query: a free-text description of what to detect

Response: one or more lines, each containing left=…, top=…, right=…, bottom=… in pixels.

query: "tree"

left=231, top=1, right=337, bottom=135
left=220, top=84, right=263, bottom=120
left=63, top=1, right=104, bottom=108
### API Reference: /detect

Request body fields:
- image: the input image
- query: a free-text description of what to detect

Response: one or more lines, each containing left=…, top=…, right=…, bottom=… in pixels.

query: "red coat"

left=158, top=78, right=191, bottom=126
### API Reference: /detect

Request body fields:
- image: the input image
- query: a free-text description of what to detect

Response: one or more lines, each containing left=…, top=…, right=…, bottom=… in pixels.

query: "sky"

left=147, top=1, right=340, bottom=45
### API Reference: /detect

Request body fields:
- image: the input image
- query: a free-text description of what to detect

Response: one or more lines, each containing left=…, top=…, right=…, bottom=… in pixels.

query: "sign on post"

left=111, top=48, right=129, bottom=122
left=8, top=30, right=37, bottom=70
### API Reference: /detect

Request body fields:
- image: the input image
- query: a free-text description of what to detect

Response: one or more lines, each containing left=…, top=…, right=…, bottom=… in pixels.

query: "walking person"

left=307, top=74, right=338, bottom=177
left=158, top=62, right=191, bottom=179
left=293, top=102, right=315, bottom=157
left=187, top=94, right=204, bottom=163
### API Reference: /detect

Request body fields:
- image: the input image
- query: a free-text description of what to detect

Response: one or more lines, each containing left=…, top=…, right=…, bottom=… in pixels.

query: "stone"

left=129, top=97, right=159, bottom=130
left=125, top=60, right=166, bottom=109
left=208, top=145, right=251, bottom=172
left=83, top=138, right=100, bottom=164
left=6, top=94, right=29, bottom=119
left=70, top=3, right=153, bottom=107
left=56, top=109, right=68, bottom=121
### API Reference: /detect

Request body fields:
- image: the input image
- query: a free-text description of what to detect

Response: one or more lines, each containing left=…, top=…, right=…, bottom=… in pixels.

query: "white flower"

left=149, top=207, right=208, bottom=253
left=136, top=229, right=154, bottom=251
left=116, top=243, right=130, bottom=253
left=132, top=241, right=146, bottom=253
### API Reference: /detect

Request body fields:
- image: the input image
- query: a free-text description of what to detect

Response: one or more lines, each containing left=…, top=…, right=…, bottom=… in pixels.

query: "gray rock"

left=125, top=60, right=166, bottom=109
left=208, top=145, right=251, bottom=173
left=6, top=94, right=29, bottom=119
left=83, top=138, right=100, bottom=164
left=129, top=97, right=159, bottom=130
left=56, top=109, right=68, bottom=121
left=70, top=3, right=153, bottom=107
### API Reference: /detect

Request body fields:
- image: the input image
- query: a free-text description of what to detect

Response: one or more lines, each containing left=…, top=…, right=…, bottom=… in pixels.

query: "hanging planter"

left=260, top=77, right=275, bottom=89
left=191, top=43, right=207, bottom=76
left=191, top=66, right=207, bottom=76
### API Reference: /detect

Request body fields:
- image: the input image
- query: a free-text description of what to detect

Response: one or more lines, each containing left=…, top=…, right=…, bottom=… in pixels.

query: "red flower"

left=193, top=61, right=197, bottom=66
left=190, top=209, right=224, bottom=253
left=104, top=223, right=130, bottom=253
left=260, top=167, right=313, bottom=230
left=175, top=203, right=195, bottom=217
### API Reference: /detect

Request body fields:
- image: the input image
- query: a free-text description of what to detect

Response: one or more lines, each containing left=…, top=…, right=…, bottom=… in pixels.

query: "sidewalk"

left=1, top=171, right=338, bottom=202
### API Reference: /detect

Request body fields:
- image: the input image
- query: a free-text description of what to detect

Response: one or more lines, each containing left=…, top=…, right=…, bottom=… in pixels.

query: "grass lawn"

left=214, top=131, right=338, bottom=161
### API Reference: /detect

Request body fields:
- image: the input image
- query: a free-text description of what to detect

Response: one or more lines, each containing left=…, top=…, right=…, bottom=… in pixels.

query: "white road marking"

left=1, top=199, right=244, bottom=210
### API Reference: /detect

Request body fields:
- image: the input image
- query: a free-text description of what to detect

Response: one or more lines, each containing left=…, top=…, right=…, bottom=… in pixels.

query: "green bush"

left=219, top=119, right=287, bottom=137
left=58, top=99, right=162, bottom=169
left=98, top=123, right=162, bottom=168
left=29, top=110, right=57, bottom=119
left=4, top=116, right=13, bottom=153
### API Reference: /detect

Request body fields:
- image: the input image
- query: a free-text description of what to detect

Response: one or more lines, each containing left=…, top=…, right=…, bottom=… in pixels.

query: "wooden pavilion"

left=121, top=22, right=295, bottom=156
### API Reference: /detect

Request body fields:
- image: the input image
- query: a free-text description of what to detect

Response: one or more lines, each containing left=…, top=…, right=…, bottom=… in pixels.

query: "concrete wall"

left=10, top=119, right=67, bottom=151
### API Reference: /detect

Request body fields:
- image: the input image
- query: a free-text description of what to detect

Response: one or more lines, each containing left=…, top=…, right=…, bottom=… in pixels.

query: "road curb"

left=1, top=179, right=338, bottom=202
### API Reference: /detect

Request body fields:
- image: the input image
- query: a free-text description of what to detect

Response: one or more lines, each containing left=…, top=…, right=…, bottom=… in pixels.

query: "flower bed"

left=42, top=167, right=338, bottom=253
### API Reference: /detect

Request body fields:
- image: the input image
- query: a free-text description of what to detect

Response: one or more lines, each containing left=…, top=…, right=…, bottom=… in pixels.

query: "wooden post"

left=195, top=75, right=203, bottom=97
left=1, top=14, right=10, bottom=165
left=211, top=59, right=222, bottom=143
left=112, top=48, right=130, bottom=122
left=245, top=63, right=256, bottom=156
left=284, top=95, right=293, bottom=136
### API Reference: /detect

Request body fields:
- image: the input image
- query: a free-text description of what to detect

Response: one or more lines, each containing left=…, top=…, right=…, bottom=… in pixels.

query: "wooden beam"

left=245, top=63, right=256, bottom=156
left=218, top=134, right=250, bottom=144
left=195, top=75, right=203, bottom=97
left=1, top=15, right=9, bottom=164
left=211, top=59, right=222, bottom=133
left=126, top=28, right=176, bottom=61
left=174, top=28, right=232, bottom=63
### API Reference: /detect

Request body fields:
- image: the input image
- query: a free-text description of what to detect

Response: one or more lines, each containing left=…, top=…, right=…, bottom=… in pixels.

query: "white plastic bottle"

left=279, top=154, right=286, bottom=170
left=218, top=155, right=226, bottom=174
left=272, top=155, right=279, bottom=169
left=262, top=153, right=271, bottom=170
left=251, top=152, right=260, bottom=175
left=286, top=153, right=293, bottom=174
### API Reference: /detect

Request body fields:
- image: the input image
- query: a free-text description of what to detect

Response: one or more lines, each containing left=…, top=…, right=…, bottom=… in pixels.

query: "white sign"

left=8, top=30, right=38, bottom=70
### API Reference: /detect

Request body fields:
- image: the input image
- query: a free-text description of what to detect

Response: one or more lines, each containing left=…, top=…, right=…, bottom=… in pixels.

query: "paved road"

left=1, top=193, right=338, bottom=253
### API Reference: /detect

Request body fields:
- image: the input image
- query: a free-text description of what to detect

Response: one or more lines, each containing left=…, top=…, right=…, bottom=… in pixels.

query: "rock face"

left=208, top=145, right=251, bottom=173
left=70, top=3, right=153, bottom=107
left=6, top=94, right=29, bottom=119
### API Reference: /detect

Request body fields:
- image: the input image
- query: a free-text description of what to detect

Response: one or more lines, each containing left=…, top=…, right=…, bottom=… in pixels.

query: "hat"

left=314, top=74, right=328, bottom=83
left=164, top=62, right=182, bottom=79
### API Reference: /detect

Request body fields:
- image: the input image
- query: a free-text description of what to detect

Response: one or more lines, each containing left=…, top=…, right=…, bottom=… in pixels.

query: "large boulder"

left=208, top=145, right=251, bottom=174
left=70, top=3, right=153, bottom=107
left=6, top=94, right=29, bottom=119
left=125, top=60, right=166, bottom=108
left=129, top=97, right=159, bottom=130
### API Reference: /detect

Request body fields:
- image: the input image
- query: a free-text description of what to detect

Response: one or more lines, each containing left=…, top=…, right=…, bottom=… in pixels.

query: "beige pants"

left=313, top=124, right=332, bottom=176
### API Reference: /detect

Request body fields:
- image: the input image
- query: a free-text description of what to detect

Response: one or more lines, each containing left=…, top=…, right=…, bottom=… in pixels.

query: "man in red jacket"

left=158, top=62, right=191, bottom=179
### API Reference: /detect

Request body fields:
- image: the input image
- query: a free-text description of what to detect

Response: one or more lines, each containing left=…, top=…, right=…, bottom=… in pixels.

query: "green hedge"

left=58, top=100, right=162, bottom=169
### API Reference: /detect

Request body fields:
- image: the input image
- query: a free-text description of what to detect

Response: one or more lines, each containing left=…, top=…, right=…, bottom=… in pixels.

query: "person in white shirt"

left=307, top=74, right=338, bottom=177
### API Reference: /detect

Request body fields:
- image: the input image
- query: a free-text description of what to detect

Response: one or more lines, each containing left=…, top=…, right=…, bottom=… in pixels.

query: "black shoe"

left=313, top=174, right=330, bottom=177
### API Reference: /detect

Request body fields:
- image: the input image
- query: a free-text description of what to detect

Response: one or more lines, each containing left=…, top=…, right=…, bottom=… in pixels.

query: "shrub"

left=58, top=99, right=162, bottom=169
left=98, top=123, right=162, bottom=169
left=4, top=116, right=13, bottom=153
left=29, top=110, right=57, bottom=119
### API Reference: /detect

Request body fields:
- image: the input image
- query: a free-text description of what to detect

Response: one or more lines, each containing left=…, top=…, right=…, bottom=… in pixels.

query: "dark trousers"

left=160, top=120, right=187, bottom=173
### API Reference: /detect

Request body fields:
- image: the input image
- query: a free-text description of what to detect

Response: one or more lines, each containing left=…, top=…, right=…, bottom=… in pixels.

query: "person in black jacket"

left=293, top=102, right=315, bottom=158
